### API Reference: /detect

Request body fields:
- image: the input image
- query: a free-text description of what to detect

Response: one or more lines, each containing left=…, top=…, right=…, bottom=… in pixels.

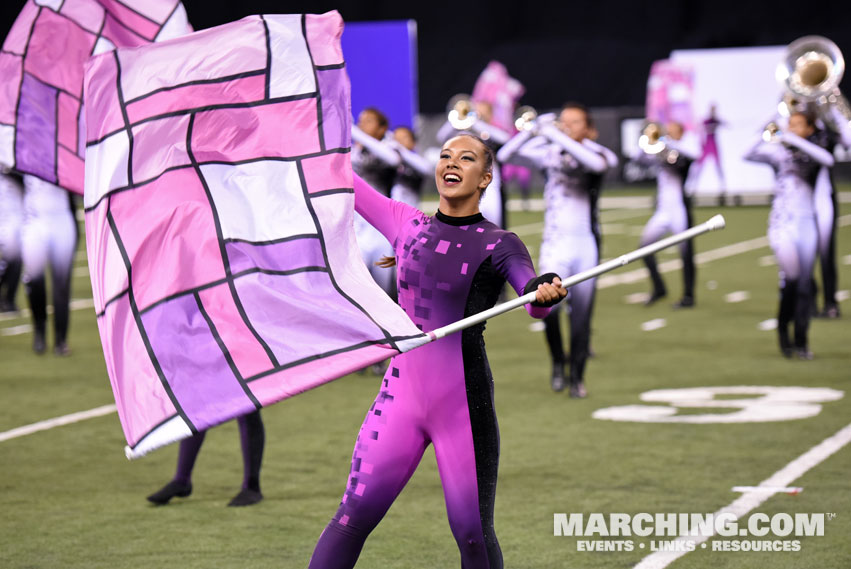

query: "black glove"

left=523, top=272, right=564, bottom=307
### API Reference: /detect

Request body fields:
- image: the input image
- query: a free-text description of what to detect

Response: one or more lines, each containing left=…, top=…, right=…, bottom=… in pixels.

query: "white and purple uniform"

left=744, top=131, right=834, bottom=352
left=497, top=124, right=612, bottom=383
left=636, top=135, right=700, bottom=300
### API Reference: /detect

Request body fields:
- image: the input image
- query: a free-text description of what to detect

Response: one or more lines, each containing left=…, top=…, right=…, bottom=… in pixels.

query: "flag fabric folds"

left=471, top=60, right=525, bottom=133
left=0, top=0, right=190, bottom=193
left=83, top=11, right=428, bottom=459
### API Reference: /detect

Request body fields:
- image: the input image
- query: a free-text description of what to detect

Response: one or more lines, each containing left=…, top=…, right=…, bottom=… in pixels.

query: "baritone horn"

left=513, top=105, right=538, bottom=131
left=638, top=122, right=666, bottom=155
left=762, top=121, right=781, bottom=143
left=777, top=35, right=851, bottom=130
left=447, top=93, right=477, bottom=130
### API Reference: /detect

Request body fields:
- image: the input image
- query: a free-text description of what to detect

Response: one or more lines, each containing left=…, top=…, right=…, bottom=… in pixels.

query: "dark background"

left=3, top=1, right=851, bottom=114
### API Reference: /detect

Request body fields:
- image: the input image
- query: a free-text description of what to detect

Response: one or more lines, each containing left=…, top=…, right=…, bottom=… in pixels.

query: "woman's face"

left=435, top=136, right=492, bottom=201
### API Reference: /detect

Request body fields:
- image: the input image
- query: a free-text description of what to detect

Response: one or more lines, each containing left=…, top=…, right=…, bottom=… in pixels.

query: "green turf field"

left=1, top=186, right=849, bottom=568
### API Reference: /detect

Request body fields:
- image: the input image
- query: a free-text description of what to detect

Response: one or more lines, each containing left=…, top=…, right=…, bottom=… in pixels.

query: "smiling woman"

left=307, top=133, right=565, bottom=568
left=435, top=134, right=495, bottom=216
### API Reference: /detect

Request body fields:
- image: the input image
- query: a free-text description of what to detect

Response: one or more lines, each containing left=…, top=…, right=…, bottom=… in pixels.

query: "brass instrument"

left=638, top=122, right=666, bottom=155
left=446, top=93, right=477, bottom=130
left=513, top=105, right=538, bottom=131
left=762, top=121, right=781, bottom=143
left=777, top=35, right=851, bottom=132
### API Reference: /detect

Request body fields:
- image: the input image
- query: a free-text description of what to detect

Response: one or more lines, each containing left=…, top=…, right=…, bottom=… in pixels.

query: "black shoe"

left=644, top=290, right=667, bottom=306
left=54, top=342, right=71, bottom=357
left=33, top=333, right=46, bottom=355
left=672, top=296, right=695, bottom=309
left=816, top=304, right=841, bottom=319
left=0, top=300, right=18, bottom=313
left=796, top=348, right=814, bottom=361
left=550, top=363, right=566, bottom=392
left=227, top=488, right=263, bottom=507
left=568, top=381, right=587, bottom=399
left=147, top=480, right=192, bottom=505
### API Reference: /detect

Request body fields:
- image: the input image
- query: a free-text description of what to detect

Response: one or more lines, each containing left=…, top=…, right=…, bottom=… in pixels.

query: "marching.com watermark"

left=553, top=512, right=837, bottom=552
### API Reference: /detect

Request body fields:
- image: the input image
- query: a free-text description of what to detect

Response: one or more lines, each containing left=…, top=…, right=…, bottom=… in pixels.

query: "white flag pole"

left=422, top=214, right=726, bottom=343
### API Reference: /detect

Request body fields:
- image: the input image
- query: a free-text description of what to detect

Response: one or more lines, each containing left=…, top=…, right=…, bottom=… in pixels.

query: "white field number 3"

left=592, top=386, right=844, bottom=423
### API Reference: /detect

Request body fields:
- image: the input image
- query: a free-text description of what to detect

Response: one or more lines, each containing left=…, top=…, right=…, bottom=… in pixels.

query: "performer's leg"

left=543, top=307, right=566, bottom=392
left=48, top=208, right=78, bottom=354
left=228, top=410, right=265, bottom=506
left=0, top=257, right=22, bottom=311
left=22, top=218, right=49, bottom=354
left=772, top=234, right=800, bottom=358
left=147, top=431, right=206, bottom=504
left=309, top=370, right=427, bottom=569
left=432, top=364, right=503, bottom=569
left=640, top=213, right=668, bottom=304
left=817, top=187, right=839, bottom=317
left=539, top=245, right=568, bottom=391
left=567, top=277, right=596, bottom=398
left=793, top=222, right=818, bottom=358
left=674, top=205, right=695, bottom=307
left=777, top=279, right=796, bottom=358
left=25, top=274, right=47, bottom=354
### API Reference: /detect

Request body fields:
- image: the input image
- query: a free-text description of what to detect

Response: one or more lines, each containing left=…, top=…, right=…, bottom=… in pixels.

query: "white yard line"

left=0, top=404, right=116, bottom=443
left=634, top=421, right=851, bottom=568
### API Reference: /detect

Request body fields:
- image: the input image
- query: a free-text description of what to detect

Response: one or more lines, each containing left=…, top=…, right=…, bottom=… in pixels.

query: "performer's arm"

left=539, top=123, right=608, bottom=173
left=827, top=105, right=851, bottom=148
left=493, top=233, right=565, bottom=318
left=353, top=173, right=419, bottom=245
left=665, top=135, right=700, bottom=161
left=742, top=136, right=782, bottom=167
left=779, top=132, right=835, bottom=167
left=496, top=130, right=548, bottom=170
left=471, top=119, right=512, bottom=145
left=389, top=141, right=433, bottom=176
left=583, top=139, right=620, bottom=169
left=351, top=126, right=402, bottom=167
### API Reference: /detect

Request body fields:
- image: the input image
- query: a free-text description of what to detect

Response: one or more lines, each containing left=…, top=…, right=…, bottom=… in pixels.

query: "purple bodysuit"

left=308, top=174, right=552, bottom=569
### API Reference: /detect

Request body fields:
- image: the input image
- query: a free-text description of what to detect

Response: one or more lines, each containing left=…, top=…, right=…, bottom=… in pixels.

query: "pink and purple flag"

left=471, top=60, right=525, bottom=133
left=83, top=11, right=428, bottom=458
left=645, top=59, right=695, bottom=131
left=0, top=0, right=190, bottom=194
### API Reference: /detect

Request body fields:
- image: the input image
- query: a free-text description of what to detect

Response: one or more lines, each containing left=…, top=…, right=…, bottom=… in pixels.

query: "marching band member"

left=351, top=108, right=401, bottom=300
left=811, top=105, right=850, bottom=318
left=744, top=111, right=834, bottom=359
left=309, top=134, right=565, bottom=569
left=389, top=126, right=432, bottom=209
left=636, top=121, right=700, bottom=308
left=497, top=102, right=614, bottom=397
